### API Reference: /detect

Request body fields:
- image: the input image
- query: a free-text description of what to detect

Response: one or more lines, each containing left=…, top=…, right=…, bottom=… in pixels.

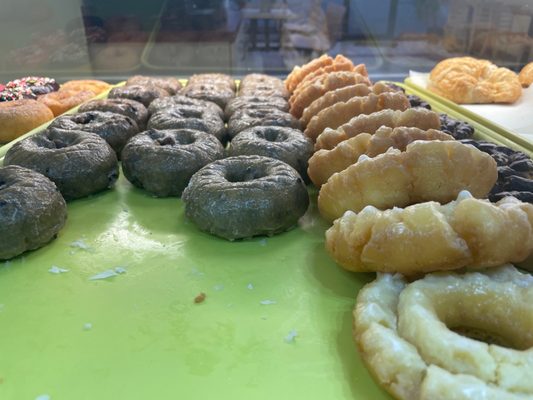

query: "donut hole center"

left=74, top=112, right=99, bottom=125
left=450, top=326, right=514, bottom=348
left=262, top=129, right=289, bottom=142
left=38, top=131, right=78, bottom=149
left=433, top=293, right=533, bottom=351
left=150, top=131, right=196, bottom=146
left=179, top=108, right=203, bottom=119
left=225, top=165, right=266, bottom=182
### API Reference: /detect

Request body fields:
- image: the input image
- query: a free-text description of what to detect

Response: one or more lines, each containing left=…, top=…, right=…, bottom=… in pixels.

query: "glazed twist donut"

left=289, top=71, right=371, bottom=119
left=326, top=192, right=533, bottom=274
left=307, top=126, right=454, bottom=187
left=318, top=141, right=497, bottom=221
left=304, top=91, right=410, bottom=142
left=315, top=107, right=441, bottom=151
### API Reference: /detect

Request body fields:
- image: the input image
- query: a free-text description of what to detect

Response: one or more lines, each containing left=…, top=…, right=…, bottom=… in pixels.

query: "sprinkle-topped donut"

left=6, top=76, right=59, bottom=96
left=0, top=86, right=35, bottom=102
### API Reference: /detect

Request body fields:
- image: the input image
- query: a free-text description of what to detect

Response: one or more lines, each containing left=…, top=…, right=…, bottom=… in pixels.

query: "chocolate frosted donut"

left=224, top=96, right=289, bottom=119
left=183, top=155, right=309, bottom=240
left=126, top=75, right=183, bottom=95
left=4, top=127, right=119, bottom=200
left=49, top=111, right=139, bottom=155
left=181, top=83, right=235, bottom=109
left=121, top=129, right=224, bottom=197
left=227, top=107, right=301, bottom=140
left=78, top=98, right=149, bottom=130
left=0, top=165, right=67, bottom=260
left=148, top=105, right=225, bottom=142
left=108, top=84, right=170, bottom=107
left=148, top=95, right=223, bottom=119
left=229, top=126, right=313, bottom=181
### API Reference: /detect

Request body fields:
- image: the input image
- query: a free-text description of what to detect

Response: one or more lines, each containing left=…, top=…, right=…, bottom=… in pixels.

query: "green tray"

left=0, top=80, right=530, bottom=400
left=403, top=77, right=533, bottom=155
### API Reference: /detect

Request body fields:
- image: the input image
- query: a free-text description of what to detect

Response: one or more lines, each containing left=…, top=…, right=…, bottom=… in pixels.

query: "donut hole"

left=432, top=293, right=533, bottom=351
left=37, top=131, right=79, bottom=149
left=225, top=165, right=267, bottom=182
left=73, top=112, right=99, bottom=125
left=179, top=108, right=203, bottom=119
left=261, top=129, right=289, bottom=142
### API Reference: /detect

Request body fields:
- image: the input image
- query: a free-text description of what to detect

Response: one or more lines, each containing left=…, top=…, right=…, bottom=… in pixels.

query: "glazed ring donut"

left=224, top=96, right=289, bottom=120
left=60, top=79, right=112, bottom=95
left=108, top=84, right=170, bottom=107
left=126, top=75, right=182, bottom=95
left=4, top=127, right=119, bottom=200
left=0, top=99, right=54, bottom=143
left=227, top=108, right=301, bottom=140
left=121, top=129, right=224, bottom=197
left=49, top=111, right=139, bottom=155
left=326, top=191, right=533, bottom=274
left=229, top=126, right=313, bottom=180
left=37, top=89, right=95, bottom=116
left=0, top=165, right=67, bottom=260
left=78, top=98, right=148, bottom=130
left=354, top=265, right=533, bottom=400
left=182, top=155, right=309, bottom=240
left=318, top=141, right=497, bottom=221
left=148, top=95, right=223, bottom=119
left=148, top=105, right=225, bottom=143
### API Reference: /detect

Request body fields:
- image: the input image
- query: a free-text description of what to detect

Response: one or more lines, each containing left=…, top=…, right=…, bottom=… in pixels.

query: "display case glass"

left=1, top=0, right=531, bottom=81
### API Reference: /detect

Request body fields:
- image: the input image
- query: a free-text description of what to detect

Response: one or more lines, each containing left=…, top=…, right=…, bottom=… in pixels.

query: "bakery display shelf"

left=2, top=80, right=532, bottom=399
left=403, top=76, right=533, bottom=154
left=0, top=82, right=124, bottom=158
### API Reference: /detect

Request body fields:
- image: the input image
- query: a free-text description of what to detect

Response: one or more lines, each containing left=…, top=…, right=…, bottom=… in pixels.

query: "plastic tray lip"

left=0, top=82, right=125, bottom=160
left=403, top=76, right=533, bottom=154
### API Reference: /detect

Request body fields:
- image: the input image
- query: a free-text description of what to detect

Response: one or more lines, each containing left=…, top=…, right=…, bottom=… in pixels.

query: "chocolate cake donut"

left=4, top=127, right=119, bottom=200
left=148, top=105, right=225, bottom=143
left=49, top=111, right=139, bottom=155
left=182, top=155, right=309, bottom=240
left=224, top=96, right=289, bottom=120
left=148, top=95, right=223, bottom=119
left=78, top=98, right=149, bottom=130
left=229, top=126, right=313, bottom=180
left=0, top=165, right=67, bottom=260
left=227, top=108, right=301, bottom=140
left=122, top=128, right=225, bottom=197
left=108, top=84, right=170, bottom=107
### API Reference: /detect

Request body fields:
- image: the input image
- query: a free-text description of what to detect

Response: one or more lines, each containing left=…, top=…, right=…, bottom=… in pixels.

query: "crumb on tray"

left=194, top=292, right=206, bottom=304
